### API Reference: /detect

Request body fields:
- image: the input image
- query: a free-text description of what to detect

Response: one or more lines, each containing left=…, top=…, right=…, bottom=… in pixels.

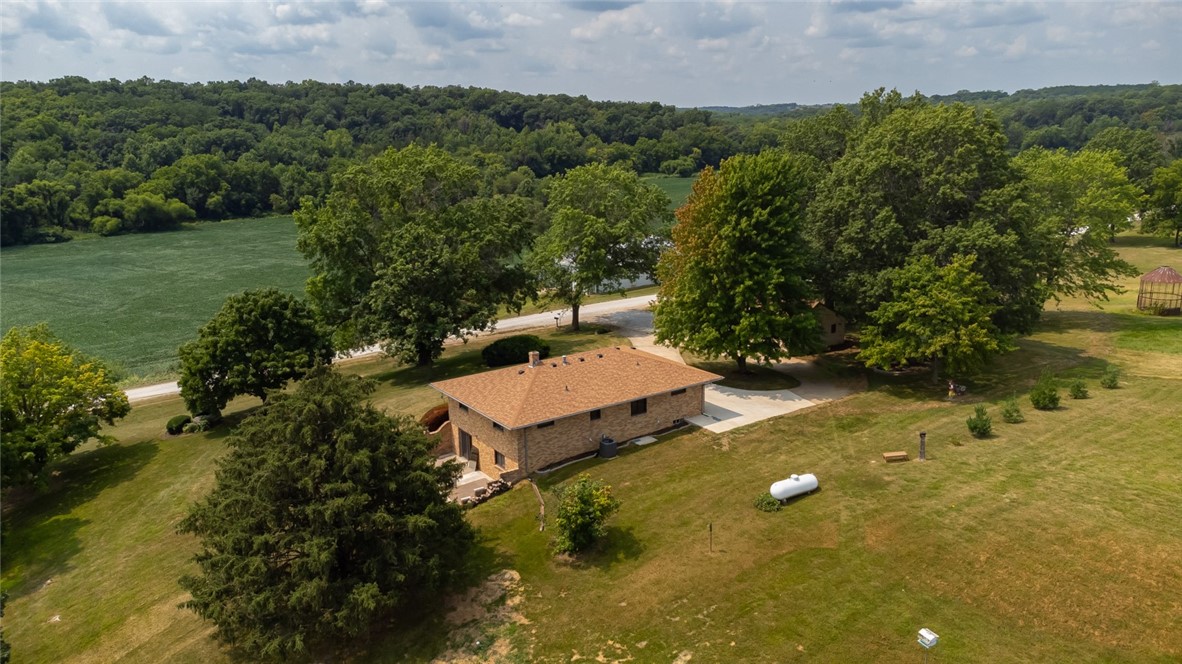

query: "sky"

left=1, top=1, right=1179, bottom=107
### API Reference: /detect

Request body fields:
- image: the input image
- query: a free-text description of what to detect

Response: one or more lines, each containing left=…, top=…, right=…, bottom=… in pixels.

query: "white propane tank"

left=770, top=473, right=819, bottom=501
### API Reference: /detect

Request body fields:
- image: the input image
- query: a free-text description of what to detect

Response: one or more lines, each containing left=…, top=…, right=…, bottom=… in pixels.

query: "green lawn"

left=0, top=217, right=308, bottom=382
left=3, top=238, right=1181, bottom=663
left=641, top=173, right=697, bottom=210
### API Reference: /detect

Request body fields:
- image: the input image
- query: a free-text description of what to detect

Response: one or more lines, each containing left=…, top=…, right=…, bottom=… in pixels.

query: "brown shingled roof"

left=430, top=346, right=722, bottom=430
left=1140, top=266, right=1182, bottom=284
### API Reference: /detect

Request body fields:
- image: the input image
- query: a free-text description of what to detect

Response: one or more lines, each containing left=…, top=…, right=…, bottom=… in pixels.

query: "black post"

left=709, top=522, right=713, bottom=553
left=919, top=431, right=927, bottom=461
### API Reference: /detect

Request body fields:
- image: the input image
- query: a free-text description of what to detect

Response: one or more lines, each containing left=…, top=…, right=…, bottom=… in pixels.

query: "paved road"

left=123, top=294, right=657, bottom=404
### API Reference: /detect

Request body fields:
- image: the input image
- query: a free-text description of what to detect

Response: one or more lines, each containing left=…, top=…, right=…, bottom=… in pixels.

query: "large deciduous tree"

left=654, top=150, right=823, bottom=371
left=178, top=288, right=332, bottom=417
left=1014, top=148, right=1141, bottom=301
left=1144, top=160, right=1182, bottom=246
left=807, top=102, right=1047, bottom=335
left=179, top=368, right=473, bottom=660
left=0, top=324, right=131, bottom=486
left=528, top=163, right=671, bottom=330
left=859, top=254, right=1007, bottom=383
left=295, top=145, right=533, bottom=366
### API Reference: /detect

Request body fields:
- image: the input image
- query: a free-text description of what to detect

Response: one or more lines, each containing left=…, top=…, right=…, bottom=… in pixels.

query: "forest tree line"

left=1, top=77, right=1180, bottom=247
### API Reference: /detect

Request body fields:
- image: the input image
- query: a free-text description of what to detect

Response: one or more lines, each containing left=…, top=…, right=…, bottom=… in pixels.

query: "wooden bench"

left=882, top=451, right=909, bottom=463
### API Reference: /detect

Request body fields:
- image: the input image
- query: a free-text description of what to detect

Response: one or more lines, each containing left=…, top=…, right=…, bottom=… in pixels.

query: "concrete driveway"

left=590, top=308, right=859, bottom=433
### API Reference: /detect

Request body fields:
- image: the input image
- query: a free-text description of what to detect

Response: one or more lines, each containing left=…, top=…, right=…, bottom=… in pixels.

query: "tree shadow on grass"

left=583, top=526, right=644, bottom=572
left=862, top=337, right=1112, bottom=406
left=1, top=440, right=159, bottom=600
left=343, top=533, right=515, bottom=664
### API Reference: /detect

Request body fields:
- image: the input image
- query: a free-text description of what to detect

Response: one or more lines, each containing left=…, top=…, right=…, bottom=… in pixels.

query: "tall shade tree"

left=654, top=150, right=822, bottom=372
left=1144, top=160, right=1182, bottom=246
left=807, top=102, right=1047, bottom=335
left=178, top=288, right=333, bottom=417
left=859, top=254, right=1007, bottom=383
left=1084, top=127, right=1167, bottom=194
left=528, top=163, right=672, bottom=330
left=179, top=368, right=473, bottom=660
left=0, top=324, right=131, bottom=486
left=295, top=145, right=533, bottom=366
left=1014, top=148, right=1141, bottom=301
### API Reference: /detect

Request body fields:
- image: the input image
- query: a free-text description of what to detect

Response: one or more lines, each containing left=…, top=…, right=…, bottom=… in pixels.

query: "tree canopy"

left=1014, top=147, right=1141, bottom=301
left=179, top=367, right=473, bottom=659
left=296, top=144, right=534, bottom=365
left=859, top=254, right=1007, bottom=382
left=1144, top=159, right=1182, bottom=246
left=0, top=324, right=131, bottom=486
left=177, top=288, right=333, bottom=416
left=655, top=150, right=822, bottom=371
left=528, top=163, right=672, bottom=329
left=806, top=101, right=1047, bottom=335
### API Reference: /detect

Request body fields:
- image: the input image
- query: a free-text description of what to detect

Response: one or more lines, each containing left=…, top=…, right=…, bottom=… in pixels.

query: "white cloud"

left=571, top=5, right=655, bottom=42
left=955, top=45, right=978, bottom=57
left=504, top=12, right=542, bottom=28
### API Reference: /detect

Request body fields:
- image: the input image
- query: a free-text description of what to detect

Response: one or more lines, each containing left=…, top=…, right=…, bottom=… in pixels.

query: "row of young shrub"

left=966, top=367, right=1121, bottom=438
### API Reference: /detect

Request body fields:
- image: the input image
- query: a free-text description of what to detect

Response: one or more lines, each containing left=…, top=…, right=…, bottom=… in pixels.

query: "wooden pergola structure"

left=1136, top=266, right=1182, bottom=315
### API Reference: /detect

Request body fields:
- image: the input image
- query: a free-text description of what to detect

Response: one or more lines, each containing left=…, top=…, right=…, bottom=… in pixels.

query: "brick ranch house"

left=429, top=346, right=723, bottom=481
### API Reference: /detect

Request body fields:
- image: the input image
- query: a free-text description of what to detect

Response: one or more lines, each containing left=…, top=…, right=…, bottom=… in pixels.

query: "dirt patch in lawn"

left=434, top=570, right=530, bottom=663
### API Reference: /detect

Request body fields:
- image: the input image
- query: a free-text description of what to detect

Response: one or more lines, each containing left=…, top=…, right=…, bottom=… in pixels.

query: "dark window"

left=631, top=399, right=647, bottom=416
left=495, top=450, right=506, bottom=467
left=493, top=422, right=503, bottom=431
left=459, top=403, right=469, bottom=413
left=671, top=388, right=687, bottom=396
left=830, top=323, right=838, bottom=333
left=537, top=421, right=555, bottom=429
left=590, top=409, right=601, bottom=420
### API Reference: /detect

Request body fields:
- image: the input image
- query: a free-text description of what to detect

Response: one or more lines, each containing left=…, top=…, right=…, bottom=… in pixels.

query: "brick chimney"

left=528, top=350, right=540, bottom=367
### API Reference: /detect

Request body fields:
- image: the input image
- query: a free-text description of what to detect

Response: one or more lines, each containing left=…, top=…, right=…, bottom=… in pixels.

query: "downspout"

left=522, top=427, right=529, bottom=475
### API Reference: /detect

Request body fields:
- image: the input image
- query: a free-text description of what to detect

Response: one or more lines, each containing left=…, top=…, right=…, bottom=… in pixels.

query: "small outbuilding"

left=1136, top=266, right=1182, bottom=315
left=813, top=304, right=847, bottom=348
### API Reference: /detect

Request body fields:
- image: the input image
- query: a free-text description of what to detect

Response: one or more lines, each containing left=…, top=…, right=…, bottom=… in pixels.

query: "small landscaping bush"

left=552, top=473, right=621, bottom=555
left=482, top=334, right=551, bottom=368
left=183, top=420, right=209, bottom=434
left=1069, top=379, right=1089, bottom=399
left=1001, top=397, right=1024, bottom=424
left=1029, top=373, right=1061, bottom=411
left=1100, top=367, right=1120, bottom=389
left=754, top=492, right=782, bottom=512
left=966, top=404, right=992, bottom=438
left=166, top=414, right=192, bottom=435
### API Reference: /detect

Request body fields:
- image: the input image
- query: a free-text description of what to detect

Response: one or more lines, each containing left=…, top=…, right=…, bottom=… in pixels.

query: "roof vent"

left=565, top=385, right=569, bottom=391
left=562, top=355, right=569, bottom=364
left=550, top=362, right=557, bottom=368
left=579, top=357, right=585, bottom=362
left=528, top=350, right=541, bottom=367
left=518, top=369, right=525, bottom=375
left=597, top=353, right=603, bottom=358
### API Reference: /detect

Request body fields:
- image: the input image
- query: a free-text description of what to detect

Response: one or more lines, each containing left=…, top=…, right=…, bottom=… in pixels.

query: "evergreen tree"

left=179, top=368, right=473, bottom=659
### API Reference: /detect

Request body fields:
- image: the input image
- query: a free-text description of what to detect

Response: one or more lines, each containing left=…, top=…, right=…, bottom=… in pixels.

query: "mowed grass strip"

left=0, top=217, right=309, bottom=381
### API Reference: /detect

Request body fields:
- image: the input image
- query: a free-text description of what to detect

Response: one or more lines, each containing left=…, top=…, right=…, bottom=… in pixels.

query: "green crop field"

left=642, top=173, right=697, bottom=210
left=2, top=238, right=1180, bottom=663
left=0, top=217, right=309, bottom=382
